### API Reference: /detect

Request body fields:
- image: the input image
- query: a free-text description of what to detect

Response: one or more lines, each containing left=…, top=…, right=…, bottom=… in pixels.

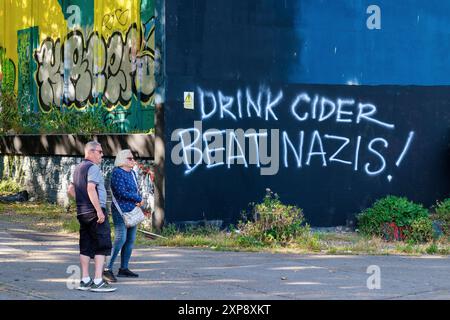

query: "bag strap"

left=111, top=170, right=140, bottom=215
left=110, top=191, right=124, bottom=216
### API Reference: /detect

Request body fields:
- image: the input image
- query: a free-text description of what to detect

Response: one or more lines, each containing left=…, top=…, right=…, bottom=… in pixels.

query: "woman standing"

left=103, top=149, right=143, bottom=282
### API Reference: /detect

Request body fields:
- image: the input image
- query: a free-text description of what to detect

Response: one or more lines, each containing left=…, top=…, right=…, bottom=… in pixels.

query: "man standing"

left=68, top=141, right=116, bottom=292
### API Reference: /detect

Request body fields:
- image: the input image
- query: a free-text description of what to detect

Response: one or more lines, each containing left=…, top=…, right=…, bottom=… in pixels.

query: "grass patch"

left=0, top=202, right=78, bottom=234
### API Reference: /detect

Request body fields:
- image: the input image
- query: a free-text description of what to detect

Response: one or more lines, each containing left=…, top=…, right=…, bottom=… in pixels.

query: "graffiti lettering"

left=35, top=39, right=64, bottom=109
left=34, top=23, right=155, bottom=111
left=365, top=138, right=388, bottom=175
left=324, top=134, right=352, bottom=165
left=172, top=87, right=415, bottom=179
left=172, top=125, right=414, bottom=178
left=64, top=30, right=91, bottom=105
left=198, top=88, right=394, bottom=129
left=290, top=93, right=394, bottom=128
left=199, top=87, right=284, bottom=121
left=103, top=9, right=130, bottom=31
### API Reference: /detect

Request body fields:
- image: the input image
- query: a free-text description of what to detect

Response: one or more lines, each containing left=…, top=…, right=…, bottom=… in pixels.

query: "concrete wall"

left=0, top=134, right=155, bottom=216
left=0, top=154, right=154, bottom=210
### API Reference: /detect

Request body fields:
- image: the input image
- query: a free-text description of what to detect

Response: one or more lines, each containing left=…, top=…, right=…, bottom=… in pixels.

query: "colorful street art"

left=0, top=0, right=155, bottom=132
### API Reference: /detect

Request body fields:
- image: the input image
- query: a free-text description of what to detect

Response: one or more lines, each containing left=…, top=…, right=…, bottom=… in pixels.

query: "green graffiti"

left=18, top=32, right=31, bottom=98
left=141, top=0, right=155, bottom=23
left=104, top=105, right=132, bottom=133
left=0, top=50, right=16, bottom=93
left=17, top=27, right=39, bottom=111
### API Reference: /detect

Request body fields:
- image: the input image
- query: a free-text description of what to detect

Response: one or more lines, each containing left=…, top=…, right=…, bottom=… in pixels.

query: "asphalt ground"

left=1, top=220, right=449, bottom=300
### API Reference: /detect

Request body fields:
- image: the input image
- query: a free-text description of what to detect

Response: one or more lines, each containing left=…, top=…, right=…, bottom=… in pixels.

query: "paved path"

left=0, top=220, right=449, bottom=300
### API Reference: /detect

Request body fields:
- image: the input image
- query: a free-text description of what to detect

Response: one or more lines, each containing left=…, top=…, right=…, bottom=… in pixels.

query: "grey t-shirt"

left=87, top=164, right=107, bottom=208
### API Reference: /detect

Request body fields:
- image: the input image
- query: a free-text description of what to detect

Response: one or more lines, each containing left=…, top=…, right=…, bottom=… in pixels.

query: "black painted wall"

left=163, top=0, right=450, bottom=226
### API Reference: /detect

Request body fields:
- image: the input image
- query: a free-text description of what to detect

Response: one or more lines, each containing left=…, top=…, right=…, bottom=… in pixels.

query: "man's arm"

left=87, top=182, right=105, bottom=224
left=68, top=183, right=75, bottom=199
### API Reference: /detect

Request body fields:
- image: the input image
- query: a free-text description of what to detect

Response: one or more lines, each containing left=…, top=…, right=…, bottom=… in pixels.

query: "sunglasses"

left=127, top=157, right=135, bottom=160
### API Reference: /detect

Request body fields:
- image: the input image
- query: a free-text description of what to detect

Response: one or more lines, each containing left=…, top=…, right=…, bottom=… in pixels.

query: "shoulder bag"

left=111, top=171, right=145, bottom=228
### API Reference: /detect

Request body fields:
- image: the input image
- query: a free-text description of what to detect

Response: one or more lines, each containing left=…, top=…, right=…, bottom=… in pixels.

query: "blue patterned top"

left=111, top=167, right=142, bottom=213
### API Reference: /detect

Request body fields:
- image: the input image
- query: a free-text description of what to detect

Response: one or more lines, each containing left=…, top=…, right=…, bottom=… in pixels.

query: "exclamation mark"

left=396, top=131, right=415, bottom=167
left=388, top=131, right=415, bottom=182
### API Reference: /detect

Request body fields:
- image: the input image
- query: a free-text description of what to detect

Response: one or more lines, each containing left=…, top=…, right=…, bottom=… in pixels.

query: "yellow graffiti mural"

left=0, top=0, right=155, bottom=131
left=95, top=0, right=141, bottom=39
left=0, top=0, right=67, bottom=90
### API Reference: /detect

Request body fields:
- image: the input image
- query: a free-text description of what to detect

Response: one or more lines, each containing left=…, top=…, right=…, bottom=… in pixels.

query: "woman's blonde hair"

left=114, top=149, right=133, bottom=167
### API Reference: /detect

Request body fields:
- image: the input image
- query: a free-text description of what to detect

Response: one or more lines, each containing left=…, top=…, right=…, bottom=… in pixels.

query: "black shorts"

left=78, top=208, right=112, bottom=258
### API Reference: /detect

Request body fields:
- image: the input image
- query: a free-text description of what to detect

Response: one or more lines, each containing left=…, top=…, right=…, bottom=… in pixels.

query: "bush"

left=406, top=217, right=434, bottom=243
left=160, top=223, right=179, bottom=237
left=434, top=198, right=450, bottom=236
left=32, top=105, right=116, bottom=134
left=295, top=229, right=322, bottom=251
left=0, top=92, right=21, bottom=133
left=236, top=235, right=265, bottom=248
left=357, top=195, right=429, bottom=241
left=0, top=97, right=118, bottom=134
left=425, top=243, right=438, bottom=254
left=237, top=189, right=307, bottom=246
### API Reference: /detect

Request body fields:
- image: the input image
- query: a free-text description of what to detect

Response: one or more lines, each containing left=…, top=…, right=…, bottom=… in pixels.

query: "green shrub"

left=434, top=198, right=450, bottom=236
left=160, top=223, right=179, bottom=237
left=295, top=229, right=322, bottom=251
left=398, top=243, right=414, bottom=254
left=76, top=107, right=117, bottom=134
left=0, top=92, right=21, bottom=134
left=425, top=243, right=438, bottom=254
left=36, top=105, right=115, bottom=134
left=1, top=99, right=119, bottom=134
left=237, top=189, right=307, bottom=246
left=357, top=195, right=429, bottom=239
left=235, top=235, right=265, bottom=248
left=405, top=216, right=434, bottom=243
left=19, top=111, right=42, bottom=133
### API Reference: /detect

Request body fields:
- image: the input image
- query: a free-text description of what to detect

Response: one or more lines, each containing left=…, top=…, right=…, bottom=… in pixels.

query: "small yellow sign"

left=184, top=92, right=194, bottom=109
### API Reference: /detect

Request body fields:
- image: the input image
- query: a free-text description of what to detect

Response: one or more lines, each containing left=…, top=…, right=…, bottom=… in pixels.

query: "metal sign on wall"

left=163, top=0, right=450, bottom=226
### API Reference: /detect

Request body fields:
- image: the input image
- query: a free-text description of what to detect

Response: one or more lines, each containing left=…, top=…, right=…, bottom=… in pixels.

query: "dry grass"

left=1, top=202, right=449, bottom=255
left=0, top=202, right=79, bottom=234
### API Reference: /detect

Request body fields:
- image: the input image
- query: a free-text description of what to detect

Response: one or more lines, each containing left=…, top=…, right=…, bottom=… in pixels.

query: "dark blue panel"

left=165, top=81, right=450, bottom=226
left=166, top=0, right=450, bottom=85
left=294, top=0, right=450, bottom=85
left=163, top=0, right=450, bottom=226
left=166, top=0, right=302, bottom=83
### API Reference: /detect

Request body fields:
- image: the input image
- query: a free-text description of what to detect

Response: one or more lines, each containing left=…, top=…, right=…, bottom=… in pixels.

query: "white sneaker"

left=90, top=280, right=117, bottom=293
